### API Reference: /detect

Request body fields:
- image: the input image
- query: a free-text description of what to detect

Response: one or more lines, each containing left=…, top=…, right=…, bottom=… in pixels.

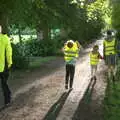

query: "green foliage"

left=29, top=56, right=56, bottom=69
left=1, top=0, right=106, bottom=41
left=11, top=43, right=29, bottom=69
left=110, top=0, right=120, bottom=30
left=68, top=0, right=105, bottom=41
left=104, top=82, right=120, bottom=120
left=25, top=39, right=60, bottom=57
left=103, top=60, right=120, bottom=120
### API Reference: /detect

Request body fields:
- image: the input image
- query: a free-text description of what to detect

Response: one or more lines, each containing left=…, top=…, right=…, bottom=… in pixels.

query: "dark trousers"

left=65, top=64, right=75, bottom=88
left=0, top=69, right=11, bottom=104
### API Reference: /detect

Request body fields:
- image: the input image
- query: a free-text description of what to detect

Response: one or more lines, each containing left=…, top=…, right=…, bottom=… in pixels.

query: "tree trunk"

left=42, top=23, right=49, bottom=40
left=18, top=25, right=22, bottom=43
left=0, top=13, right=9, bottom=34
left=36, top=22, right=49, bottom=41
left=36, top=25, right=43, bottom=41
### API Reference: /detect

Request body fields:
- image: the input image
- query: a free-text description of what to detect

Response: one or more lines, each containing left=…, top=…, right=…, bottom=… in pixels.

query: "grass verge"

left=103, top=60, right=120, bottom=120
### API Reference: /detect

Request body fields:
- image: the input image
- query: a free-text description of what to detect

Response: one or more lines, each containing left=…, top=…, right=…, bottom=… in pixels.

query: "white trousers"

left=91, top=65, right=97, bottom=78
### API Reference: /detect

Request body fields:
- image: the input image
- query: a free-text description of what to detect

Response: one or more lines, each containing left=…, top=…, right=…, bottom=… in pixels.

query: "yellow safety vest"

left=90, top=52, right=99, bottom=65
left=64, top=46, right=78, bottom=62
left=0, top=34, right=12, bottom=72
left=104, top=39, right=116, bottom=55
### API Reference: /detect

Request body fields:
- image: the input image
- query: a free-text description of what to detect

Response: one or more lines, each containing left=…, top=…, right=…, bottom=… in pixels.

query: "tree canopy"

left=0, top=0, right=107, bottom=41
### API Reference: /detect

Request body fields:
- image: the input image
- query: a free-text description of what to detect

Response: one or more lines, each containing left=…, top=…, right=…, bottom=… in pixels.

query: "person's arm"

left=115, top=39, right=118, bottom=54
left=5, top=35, right=12, bottom=68
left=98, top=52, right=103, bottom=59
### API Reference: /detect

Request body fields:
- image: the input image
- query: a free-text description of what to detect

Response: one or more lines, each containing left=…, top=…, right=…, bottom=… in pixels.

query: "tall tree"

left=0, top=0, right=15, bottom=33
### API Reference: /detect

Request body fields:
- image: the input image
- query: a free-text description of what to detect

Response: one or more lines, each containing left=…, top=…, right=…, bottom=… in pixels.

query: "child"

left=63, top=40, right=78, bottom=89
left=89, top=45, right=103, bottom=80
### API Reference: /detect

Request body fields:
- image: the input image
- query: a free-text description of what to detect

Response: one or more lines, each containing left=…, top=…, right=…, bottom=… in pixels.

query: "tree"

left=0, top=0, right=15, bottom=33
left=110, top=0, right=120, bottom=30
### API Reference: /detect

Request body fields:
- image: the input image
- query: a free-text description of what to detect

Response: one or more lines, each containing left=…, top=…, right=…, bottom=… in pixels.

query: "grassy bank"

left=104, top=60, right=120, bottom=120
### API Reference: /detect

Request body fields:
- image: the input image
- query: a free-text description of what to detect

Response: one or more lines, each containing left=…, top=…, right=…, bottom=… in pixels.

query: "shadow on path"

left=43, top=89, right=72, bottom=120
left=72, top=79, right=102, bottom=120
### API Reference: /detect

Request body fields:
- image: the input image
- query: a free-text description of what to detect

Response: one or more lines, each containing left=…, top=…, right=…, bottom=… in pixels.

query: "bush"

left=25, top=39, right=61, bottom=56
left=11, top=37, right=64, bottom=69
left=11, top=43, right=29, bottom=69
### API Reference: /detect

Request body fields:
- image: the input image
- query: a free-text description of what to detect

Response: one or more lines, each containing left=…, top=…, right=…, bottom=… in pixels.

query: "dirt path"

left=57, top=40, right=107, bottom=120
left=0, top=40, right=107, bottom=120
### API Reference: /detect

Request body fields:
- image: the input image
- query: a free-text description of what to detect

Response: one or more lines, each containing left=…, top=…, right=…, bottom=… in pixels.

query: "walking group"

left=0, top=22, right=119, bottom=108
left=63, top=30, right=119, bottom=90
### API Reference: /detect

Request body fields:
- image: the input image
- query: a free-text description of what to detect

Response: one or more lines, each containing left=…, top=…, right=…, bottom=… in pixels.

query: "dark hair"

left=67, top=42, right=73, bottom=48
left=107, top=30, right=112, bottom=35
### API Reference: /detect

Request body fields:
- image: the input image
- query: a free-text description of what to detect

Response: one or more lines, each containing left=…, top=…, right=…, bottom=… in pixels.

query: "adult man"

left=103, top=30, right=117, bottom=81
left=0, top=24, right=12, bottom=106
left=63, top=40, right=79, bottom=89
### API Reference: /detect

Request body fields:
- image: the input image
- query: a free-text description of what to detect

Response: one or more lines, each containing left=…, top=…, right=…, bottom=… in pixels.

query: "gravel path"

left=0, top=40, right=107, bottom=120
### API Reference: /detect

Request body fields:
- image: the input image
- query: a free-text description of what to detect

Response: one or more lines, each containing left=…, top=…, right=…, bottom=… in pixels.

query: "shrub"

left=25, top=39, right=60, bottom=56
left=11, top=42, right=29, bottom=69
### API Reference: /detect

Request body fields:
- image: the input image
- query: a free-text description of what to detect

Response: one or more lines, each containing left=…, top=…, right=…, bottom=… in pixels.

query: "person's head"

left=67, top=41, right=74, bottom=48
left=106, top=30, right=113, bottom=40
left=93, top=45, right=99, bottom=52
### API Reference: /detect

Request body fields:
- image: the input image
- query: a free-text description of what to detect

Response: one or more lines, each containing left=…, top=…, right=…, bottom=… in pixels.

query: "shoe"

left=65, top=84, right=68, bottom=89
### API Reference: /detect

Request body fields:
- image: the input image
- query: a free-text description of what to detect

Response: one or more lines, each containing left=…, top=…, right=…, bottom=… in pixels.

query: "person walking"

left=0, top=24, right=12, bottom=106
left=89, top=45, right=103, bottom=81
left=103, top=30, right=117, bottom=81
left=63, top=40, right=79, bottom=90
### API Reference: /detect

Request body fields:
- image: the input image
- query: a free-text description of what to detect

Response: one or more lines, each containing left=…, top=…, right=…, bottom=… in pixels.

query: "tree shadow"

left=72, top=79, right=97, bottom=120
left=43, top=89, right=72, bottom=120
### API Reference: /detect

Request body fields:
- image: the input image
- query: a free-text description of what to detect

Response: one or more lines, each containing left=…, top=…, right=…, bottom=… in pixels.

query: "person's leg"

left=65, top=64, right=70, bottom=89
left=111, top=55, right=117, bottom=81
left=106, top=55, right=112, bottom=79
left=1, top=70, right=11, bottom=105
left=94, top=65, right=97, bottom=80
left=91, top=65, right=94, bottom=80
left=69, top=65, right=75, bottom=89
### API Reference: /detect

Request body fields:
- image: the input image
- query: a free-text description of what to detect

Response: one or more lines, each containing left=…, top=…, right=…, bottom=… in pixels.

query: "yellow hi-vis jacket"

left=64, top=45, right=78, bottom=64
left=103, top=39, right=116, bottom=56
left=0, top=34, right=12, bottom=72
left=90, top=52, right=99, bottom=65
